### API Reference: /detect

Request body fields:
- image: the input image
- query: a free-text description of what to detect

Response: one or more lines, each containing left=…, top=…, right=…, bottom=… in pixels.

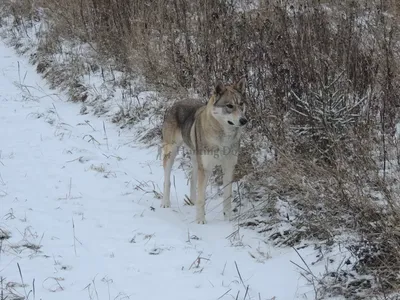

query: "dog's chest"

left=205, top=131, right=240, bottom=158
left=191, top=117, right=241, bottom=157
left=191, top=128, right=241, bottom=170
left=225, top=130, right=240, bottom=144
left=215, top=129, right=240, bottom=149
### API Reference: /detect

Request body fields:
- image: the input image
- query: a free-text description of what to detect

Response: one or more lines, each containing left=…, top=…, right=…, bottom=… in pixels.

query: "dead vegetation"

left=2, top=0, right=400, bottom=298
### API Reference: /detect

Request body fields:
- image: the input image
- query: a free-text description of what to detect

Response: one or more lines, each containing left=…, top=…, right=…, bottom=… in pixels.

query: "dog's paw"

left=160, top=202, right=170, bottom=208
left=196, top=214, right=207, bottom=224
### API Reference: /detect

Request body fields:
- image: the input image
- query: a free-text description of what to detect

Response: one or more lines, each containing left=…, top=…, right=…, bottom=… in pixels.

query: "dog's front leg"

left=196, top=165, right=211, bottom=224
left=190, top=156, right=198, bottom=204
left=222, top=162, right=235, bottom=221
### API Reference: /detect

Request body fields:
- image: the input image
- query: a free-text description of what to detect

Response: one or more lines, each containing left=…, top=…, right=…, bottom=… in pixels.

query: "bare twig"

left=234, top=261, right=246, bottom=290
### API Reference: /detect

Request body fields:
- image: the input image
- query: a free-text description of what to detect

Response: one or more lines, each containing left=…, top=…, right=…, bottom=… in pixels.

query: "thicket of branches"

left=3, top=0, right=400, bottom=297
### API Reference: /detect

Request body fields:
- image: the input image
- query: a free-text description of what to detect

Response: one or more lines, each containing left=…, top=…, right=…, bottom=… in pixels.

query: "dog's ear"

left=215, top=82, right=226, bottom=96
left=234, top=78, right=246, bottom=94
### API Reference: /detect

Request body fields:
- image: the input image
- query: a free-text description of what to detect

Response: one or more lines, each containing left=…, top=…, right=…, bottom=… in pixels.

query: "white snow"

left=0, top=39, right=346, bottom=300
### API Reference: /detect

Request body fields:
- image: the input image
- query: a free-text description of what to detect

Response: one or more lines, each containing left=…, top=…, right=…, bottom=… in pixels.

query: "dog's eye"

left=226, top=104, right=234, bottom=109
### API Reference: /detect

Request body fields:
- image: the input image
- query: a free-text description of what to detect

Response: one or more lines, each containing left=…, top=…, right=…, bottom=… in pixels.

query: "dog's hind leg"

left=161, top=142, right=179, bottom=208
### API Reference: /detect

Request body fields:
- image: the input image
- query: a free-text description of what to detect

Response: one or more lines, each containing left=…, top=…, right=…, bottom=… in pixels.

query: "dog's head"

left=208, top=78, right=248, bottom=128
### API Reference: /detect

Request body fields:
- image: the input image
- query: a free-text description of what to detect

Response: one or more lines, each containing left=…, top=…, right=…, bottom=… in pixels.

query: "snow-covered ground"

left=0, top=39, right=347, bottom=300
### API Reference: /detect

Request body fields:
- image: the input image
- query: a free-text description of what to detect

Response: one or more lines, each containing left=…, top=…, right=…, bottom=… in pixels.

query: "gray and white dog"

left=161, top=79, right=248, bottom=224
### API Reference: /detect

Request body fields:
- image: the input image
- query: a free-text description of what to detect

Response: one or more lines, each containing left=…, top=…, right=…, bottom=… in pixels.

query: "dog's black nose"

left=239, top=118, right=248, bottom=126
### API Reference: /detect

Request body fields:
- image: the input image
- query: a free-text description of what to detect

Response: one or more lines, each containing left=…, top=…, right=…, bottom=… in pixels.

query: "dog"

left=161, top=78, right=248, bottom=224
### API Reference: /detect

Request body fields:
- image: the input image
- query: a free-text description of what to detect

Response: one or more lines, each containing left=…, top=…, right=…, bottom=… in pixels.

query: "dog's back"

left=162, top=100, right=205, bottom=150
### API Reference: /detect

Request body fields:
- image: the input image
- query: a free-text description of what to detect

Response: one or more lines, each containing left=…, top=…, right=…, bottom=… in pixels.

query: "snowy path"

left=0, top=40, right=323, bottom=300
